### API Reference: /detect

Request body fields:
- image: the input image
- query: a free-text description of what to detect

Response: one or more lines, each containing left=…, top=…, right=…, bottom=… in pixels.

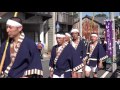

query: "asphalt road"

left=41, top=59, right=50, bottom=78
left=41, top=59, right=113, bottom=78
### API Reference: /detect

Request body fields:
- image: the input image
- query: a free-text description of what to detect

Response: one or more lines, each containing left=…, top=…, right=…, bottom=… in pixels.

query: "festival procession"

left=0, top=12, right=120, bottom=78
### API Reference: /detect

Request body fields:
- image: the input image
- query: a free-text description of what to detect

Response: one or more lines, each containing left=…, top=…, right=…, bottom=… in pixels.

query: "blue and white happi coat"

left=86, top=42, right=108, bottom=67
left=49, top=42, right=84, bottom=78
left=71, top=38, right=87, bottom=63
left=0, top=32, right=43, bottom=78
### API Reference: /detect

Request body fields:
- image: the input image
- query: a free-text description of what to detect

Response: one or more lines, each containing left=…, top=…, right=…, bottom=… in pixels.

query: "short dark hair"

left=10, top=17, right=23, bottom=25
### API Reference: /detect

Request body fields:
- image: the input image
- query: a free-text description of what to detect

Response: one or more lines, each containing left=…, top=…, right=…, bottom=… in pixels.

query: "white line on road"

left=100, top=71, right=109, bottom=78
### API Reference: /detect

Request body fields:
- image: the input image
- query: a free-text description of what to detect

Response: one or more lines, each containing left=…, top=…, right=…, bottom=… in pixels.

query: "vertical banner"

left=105, top=20, right=113, bottom=58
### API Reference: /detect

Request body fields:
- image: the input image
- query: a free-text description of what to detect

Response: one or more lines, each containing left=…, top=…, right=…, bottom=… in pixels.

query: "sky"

left=82, top=12, right=120, bottom=17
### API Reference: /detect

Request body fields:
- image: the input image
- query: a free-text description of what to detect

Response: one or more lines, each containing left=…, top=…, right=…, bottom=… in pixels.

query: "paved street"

left=41, top=59, right=50, bottom=78
left=41, top=56, right=113, bottom=78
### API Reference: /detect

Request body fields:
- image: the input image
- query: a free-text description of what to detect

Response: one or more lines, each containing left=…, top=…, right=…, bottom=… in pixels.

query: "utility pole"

left=109, top=12, right=111, bottom=19
left=118, top=12, right=120, bottom=19
left=79, top=12, right=82, bottom=37
left=110, top=12, right=117, bottom=73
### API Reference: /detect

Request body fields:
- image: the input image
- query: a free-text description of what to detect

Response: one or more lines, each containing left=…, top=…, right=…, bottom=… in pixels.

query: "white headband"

left=65, top=33, right=71, bottom=37
left=91, top=34, right=98, bottom=37
left=56, top=34, right=65, bottom=38
left=71, top=29, right=79, bottom=33
left=6, top=19, right=22, bottom=27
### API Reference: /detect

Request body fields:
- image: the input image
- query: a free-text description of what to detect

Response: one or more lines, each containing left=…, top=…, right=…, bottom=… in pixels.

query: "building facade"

left=0, top=12, right=52, bottom=48
left=0, top=12, right=76, bottom=52
left=47, top=12, right=75, bottom=52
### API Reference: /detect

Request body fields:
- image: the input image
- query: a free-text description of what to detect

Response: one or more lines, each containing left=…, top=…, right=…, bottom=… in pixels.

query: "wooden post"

left=0, top=38, right=9, bottom=74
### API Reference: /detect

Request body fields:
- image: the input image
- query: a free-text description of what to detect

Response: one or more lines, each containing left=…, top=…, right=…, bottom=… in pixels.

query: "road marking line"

left=100, top=71, right=109, bottom=78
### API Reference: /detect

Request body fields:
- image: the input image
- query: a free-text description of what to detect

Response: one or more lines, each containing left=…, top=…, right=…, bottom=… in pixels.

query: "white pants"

left=85, top=65, right=97, bottom=72
left=53, top=74, right=64, bottom=78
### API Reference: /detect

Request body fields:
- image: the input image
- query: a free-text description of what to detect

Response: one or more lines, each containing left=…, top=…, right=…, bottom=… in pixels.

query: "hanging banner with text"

left=105, top=20, right=113, bottom=58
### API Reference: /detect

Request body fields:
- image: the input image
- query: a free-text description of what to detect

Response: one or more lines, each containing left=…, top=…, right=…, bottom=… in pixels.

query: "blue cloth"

left=49, top=43, right=83, bottom=78
left=72, top=39, right=87, bottom=61
left=0, top=37, right=43, bottom=78
left=88, top=42, right=107, bottom=67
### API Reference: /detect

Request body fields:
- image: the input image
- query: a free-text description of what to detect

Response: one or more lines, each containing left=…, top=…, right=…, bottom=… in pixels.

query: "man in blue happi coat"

left=49, top=31, right=84, bottom=78
left=70, top=29, right=87, bottom=78
left=0, top=17, right=43, bottom=78
left=84, top=33, right=108, bottom=78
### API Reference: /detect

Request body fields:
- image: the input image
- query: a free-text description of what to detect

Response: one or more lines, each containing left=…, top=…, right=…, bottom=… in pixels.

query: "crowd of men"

left=0, top=16, right=120, bottom=78
left=49, top=28, right=109, bottom=78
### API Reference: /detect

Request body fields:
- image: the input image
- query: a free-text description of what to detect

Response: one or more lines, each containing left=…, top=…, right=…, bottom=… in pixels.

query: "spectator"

left=36, top=41, right=44, bottom=59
